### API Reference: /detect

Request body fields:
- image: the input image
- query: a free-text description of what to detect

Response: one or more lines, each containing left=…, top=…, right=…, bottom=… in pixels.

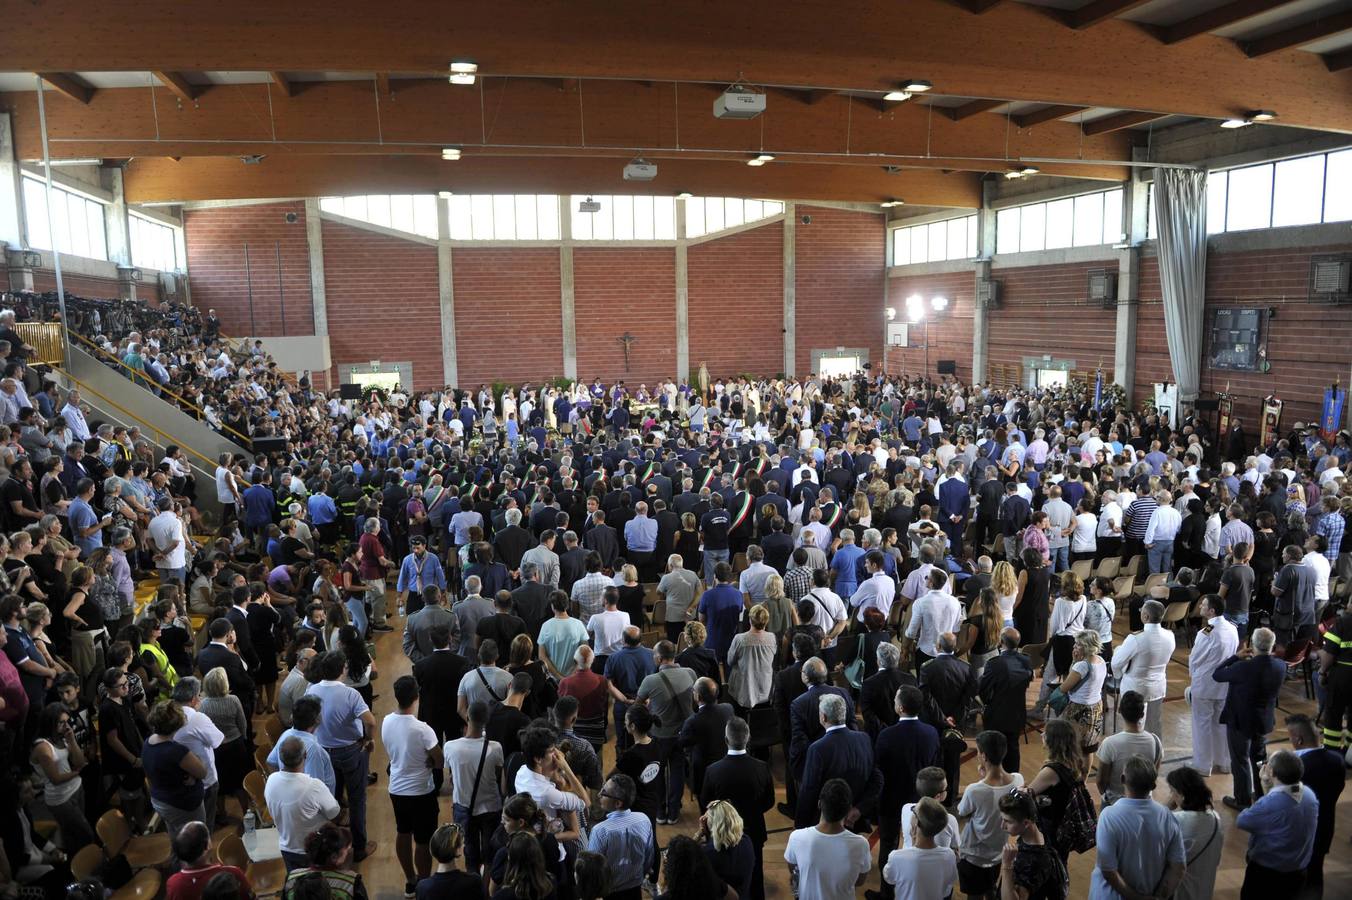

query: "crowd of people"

left=0, top=290, right=1346, bottom=900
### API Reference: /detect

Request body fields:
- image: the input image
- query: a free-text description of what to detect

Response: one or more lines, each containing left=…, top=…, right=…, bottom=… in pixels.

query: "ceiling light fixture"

left=437, top=191, right=453, bottom=199
left=1248, top=109, right=1277, bottom=122
left=441, top=147, right=462, bottom=160
left=883, top=90, right=913, bottom=103
left=676, top=191, right=693, bottom=200
left=1020, top=166, right=1040, bottom=176
left=1004, top=169, right=1024, bottom=179
left=1220, top=118, right=1251, bottom=129
left=901, top=79, right=933, bottom=93
left=879, top=199, right=905, bottom=208
left=747, top=154, right=774, bottom=166
left=448, top=60, right=478, bottom=85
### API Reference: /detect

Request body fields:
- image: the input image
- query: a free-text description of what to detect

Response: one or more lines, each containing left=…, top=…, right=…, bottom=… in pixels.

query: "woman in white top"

left=1069, top=500, right=1097, bottom=563
left=29, top=704, right=96, bottom=850
left=990, top=561, right=1018, bottom=627
left=1165, top=766, right=1224, bottom=900
left=1054, top=630, right=1107, bottom=753
left=726, top=604, right=777, bottom=711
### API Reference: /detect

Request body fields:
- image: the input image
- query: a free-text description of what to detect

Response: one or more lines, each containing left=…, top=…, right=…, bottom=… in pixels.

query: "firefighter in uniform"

left=1318, top=607, right=1352, bottom=752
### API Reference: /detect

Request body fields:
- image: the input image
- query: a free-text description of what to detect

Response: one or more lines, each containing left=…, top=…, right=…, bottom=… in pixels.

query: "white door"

left=348, top=371, right=402, bottom=392
left=818, top=355, right=860, bottom=378
left=1036, top=368, right=1069, bottom=390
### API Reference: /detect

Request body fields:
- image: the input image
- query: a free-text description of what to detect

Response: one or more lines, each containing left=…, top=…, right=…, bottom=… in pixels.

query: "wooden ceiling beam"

left=944, top=99, right=1005, bottom=120
left=1013, top=104, right=1086, bottom=128
left=1063, top=0, right=1154, bottom=30
left=1081, top=110, right=1166, bottom=135
left=1242, top=10, right=1352, bottom=57
left=963, top=0, right=1004, bottom=12
left=1153, top=0, right=1299, bottom=45
left=36, top=72, right=92, bottom=104
left=269, top=71, right=294, bottom=97
left=153, top=71, right=200, bottom=103
left=1325, top=48, right=1352, bottom=71
left=375, top=73, right=391, bottom=98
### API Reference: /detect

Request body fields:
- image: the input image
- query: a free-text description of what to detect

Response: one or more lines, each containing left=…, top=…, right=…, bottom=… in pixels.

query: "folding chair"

left=1070, top=559, right=1093, bottom=581
left=96, top=810, right=172, bottom=870
left=1094, top=557, right=1121, bottom=580
left=219, top=832, right=288, bottom=897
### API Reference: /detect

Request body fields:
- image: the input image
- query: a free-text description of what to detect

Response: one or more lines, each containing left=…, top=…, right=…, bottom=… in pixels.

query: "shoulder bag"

left=843, top=633, right=868, bottom=689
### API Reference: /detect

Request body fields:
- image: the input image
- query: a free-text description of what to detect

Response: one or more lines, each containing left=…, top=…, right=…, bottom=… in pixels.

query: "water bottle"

left=243, top=810, right=256, bottom=835
left=397, top=598, right=406, bottom=618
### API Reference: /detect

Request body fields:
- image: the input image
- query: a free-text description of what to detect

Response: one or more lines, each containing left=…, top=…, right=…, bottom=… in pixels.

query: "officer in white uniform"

left=1113, top=596, right=1177, bottom=740
left=1186, top=594, right=1240, bottom=775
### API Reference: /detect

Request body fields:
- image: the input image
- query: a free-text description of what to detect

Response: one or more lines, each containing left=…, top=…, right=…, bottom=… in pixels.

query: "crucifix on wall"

left=618, top=331, right=637, bottom=372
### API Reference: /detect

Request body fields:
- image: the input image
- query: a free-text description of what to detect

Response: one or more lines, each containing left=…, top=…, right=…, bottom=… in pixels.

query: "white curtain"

left=1153, top=167, right=1208, bottom=402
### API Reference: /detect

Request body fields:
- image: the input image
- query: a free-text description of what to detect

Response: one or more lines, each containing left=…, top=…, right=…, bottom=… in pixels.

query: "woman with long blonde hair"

left=990, top=560, right=1018, bottom=627
left=959, top=587, right=1004, bottom=677
left=699, top=799, right=755, bottom=900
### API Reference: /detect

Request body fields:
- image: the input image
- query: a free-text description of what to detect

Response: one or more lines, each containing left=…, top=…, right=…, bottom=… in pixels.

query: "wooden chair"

left=263, top=716, right=285, bottom=744
left=1022, top=641, right=1050, bottom=674
left=255, top=745, right=276, bottom=774
left=96, top=809, right=172, bottom=869
left=1094, top=557, right=1120, bottom=580
left=243, top=770, right=273, bottom=826
left=1070, top=559, right=1093, bottom=581
left=219, top=832, right=288, bottom=897
left=72, top=845, right=162, bottom=900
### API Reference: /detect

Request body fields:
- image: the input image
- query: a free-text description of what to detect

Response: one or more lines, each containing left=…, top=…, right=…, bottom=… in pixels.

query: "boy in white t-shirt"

left=901, top=766, right=959, bottom=850
left=956, top=731, right=1025, bottom=896
left=784, top=778, right=872, bottom=900
left=883, top=797, right=959, bottom=900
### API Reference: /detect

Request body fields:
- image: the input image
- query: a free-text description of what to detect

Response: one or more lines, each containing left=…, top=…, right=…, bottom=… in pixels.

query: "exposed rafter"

left=963, top=0, right=1004, bottom=12
left=945, top=99, right=1006, bottom=120
left=1325, top=48, right=1352, bottom=71
left=1013, top=104, right=1086, bottom=128
left=1152, top=0, right=1299, bottom=45
left=1242, top=10, right=1352, bottom=57
left=153, top=71, right=200, bottom=103
left=36, top=72, right=92, bottom=104
left=1081, top=110, right=1166, bottom=135
left=268, top=71, right=295, bottom=97
left=1063, top=0, right=1154, bottom=30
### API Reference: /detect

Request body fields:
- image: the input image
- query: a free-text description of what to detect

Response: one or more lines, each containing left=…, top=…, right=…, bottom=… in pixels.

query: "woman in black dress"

left=676, top=513, right=702, bottom=577
left=1014, top=547, right=1051, bottom=647
left=248, top=591, right=282, bottom=714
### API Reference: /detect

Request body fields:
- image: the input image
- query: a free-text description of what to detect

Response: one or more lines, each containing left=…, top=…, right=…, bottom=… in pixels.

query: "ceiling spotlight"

left=1004, top=169, right=1024, bottom=179
left=1247, top=109, right=1277, bottom=122
left=883, top=90, right=913, bottom=103
left=448, top=60, right=478, bottom=85
left=901, top=79, right=933, bottom=93
left=747, top=154, right=774, bottom=166
left=931, top=295, right=949, bottom=311
left=1020, top=166, right=1040, bottom=176
left=886, top=307, right=897, bottom=321
left=756, top=154, right=775, bottom=161
left=1220, top=118, right=1251, bottom=129
left=879, top=199, right=905, bottom=208
left=676, top=191, right=693, bottom=200
left=441, top=147, right=462, bottom=160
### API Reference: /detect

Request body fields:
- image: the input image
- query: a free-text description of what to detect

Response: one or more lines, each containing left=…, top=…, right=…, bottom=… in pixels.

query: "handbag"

left=843, top=634, right=868, bottom=689
left=1048, top=688, right=1071, bottom=715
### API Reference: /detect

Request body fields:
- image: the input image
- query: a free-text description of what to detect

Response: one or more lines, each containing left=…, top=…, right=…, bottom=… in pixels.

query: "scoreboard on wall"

left=1206, top=307, right=1268, bottom=372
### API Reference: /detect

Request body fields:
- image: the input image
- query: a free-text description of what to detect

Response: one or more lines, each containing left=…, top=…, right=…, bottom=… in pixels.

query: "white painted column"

left=303, top=199, right=329, bottom=336
left=782, top=201, right=797, bottom=378
left=0, top=115, right=24, bottom=250
left=102, top=168, right=132, bottom=267
left=436, top=196, right=459, bottom=387
left=674, top=198, right=690, bottom=382
left=560, top=204, right=578, bottom=381
left=1113, top=167, right=1148, bottom=402
left=972, top=180, right=997, bottom=384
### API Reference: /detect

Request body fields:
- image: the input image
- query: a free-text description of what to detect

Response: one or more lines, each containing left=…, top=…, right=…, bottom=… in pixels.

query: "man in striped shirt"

left=1122, top=491, right=1158, bottom=565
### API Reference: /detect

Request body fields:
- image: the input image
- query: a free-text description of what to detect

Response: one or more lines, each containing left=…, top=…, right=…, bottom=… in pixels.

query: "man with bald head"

left=678, top=676, right=734, bottom=803
left=605, top=625, right=655, bottom=753
left=166, top=820, right=252, bottom=899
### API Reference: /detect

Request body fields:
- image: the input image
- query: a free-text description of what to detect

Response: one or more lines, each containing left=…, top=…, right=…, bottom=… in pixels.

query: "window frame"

left=889, top=213, right=978, bottom=265
left=21, top=172, right=110, bottom=261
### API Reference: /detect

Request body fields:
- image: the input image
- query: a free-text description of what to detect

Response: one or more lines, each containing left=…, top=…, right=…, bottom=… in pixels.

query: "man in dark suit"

left=701, top=716, right=775, bottom=900
left=224, top=586, right=261, bottom=675
left=919, top=632, right=974, bottom=805
left=1285, top=713, right=1345, bottom=896
left=795, top=692, right=881, bottom=827
left=978, top=628, right=1034, bottom=774
left=197, top=617, right=256, bottom=727
left=860, top=642, right=918, bottom=740
left=672, top=481, right=700, bottom=517
left=1213, top=626, right=1288, bottom=809
left=973, top=465, right=1005, bottom=553
left=788, top=658, right=856, bottom=791
left=653, top=499, right=680, bottom=562
left=413, top=623, right=472, bottom=791
left=873, top=684, right=941, bottom=874
left=509, top=563, right=553, bottom=640
left=582, top=510, right=620, bottom=569
left=557, top=532, right=588, bottom=595
left=492, top=507, right=536, bottom=576
left=647, top=467, right=674, bottom=506
left=937, top=461, right=970, bottom=556
left=773, top=634, right=815, bottom=815
left=677, top=677, right=734, bottom=801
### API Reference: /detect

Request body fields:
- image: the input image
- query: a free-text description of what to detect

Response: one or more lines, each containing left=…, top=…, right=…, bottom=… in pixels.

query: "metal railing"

left=13, top=322, right=65, bottom=364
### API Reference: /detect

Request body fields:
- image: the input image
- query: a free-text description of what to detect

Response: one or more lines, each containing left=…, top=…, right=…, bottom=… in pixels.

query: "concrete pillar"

left=436, top=196, right=459, bottom=388
left=674, top=198, right=690, bottom=382
left=782, top=201, right=797, bottom=378
left=1113, top=162, right=1149, bottom=402
left=972, top=180, right=996, bottom=384
left=0, top=116, right=23, bottom=251
left=303, top=200, right=330, bottom=336
left=3, top=244, right=36, bottom=291
left=102, top=168, right=131, bottom=267
left=560, top=204, right=578, bottom=381
left=116, top=265, right=139, bottom=302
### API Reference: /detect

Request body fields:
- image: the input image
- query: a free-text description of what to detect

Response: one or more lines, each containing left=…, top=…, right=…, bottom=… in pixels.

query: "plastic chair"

left=1276, top=637, right=1314, bottom=698
left=219, top=832, right=288, bottom=897
left=1137, top=572, right=1167, bottom=598
left=244, top=770, right=274, bottom=826
left=1160, top=601, right=1192, bottom=646
left=1120, top=556, right=1142, bottom=580
left=1070, top=559, right=1093, bottom=581
left=1023, top=641, right=1050, bottom=674
left=1112, top=576, right=1135, bottom=601
left=95, top=809, right=172, bottom=869
left=1094, top=557, right=1121, bottom=580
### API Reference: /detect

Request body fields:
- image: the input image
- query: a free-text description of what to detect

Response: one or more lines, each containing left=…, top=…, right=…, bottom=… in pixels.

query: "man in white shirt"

left=1302, top=537, right=1331, bottom=605
left=1042, top=485, right=1075, bottom=573
left=904, top=569, right=962, bottom=670
left=171, top=677, right=225, bottom=830
left=586, top=590, right=632, bottom=658
left=1144, top=490, right=1183, bottom=574
left=784, top=777, right=871, bottom=900
left=1113, top=598, right=1177, bottom=741
left=1186, top=595, right=1239, bottom=776
left=264, top=736, right=341, bottom=871
left=382, top=675, right=442, bottom=894
left=848, top=551, right=897, bottom=624
left=802, top=569, right=849, bottom=656
left=148, top=495, right=188, bottom=584
left=214, top=453, right=240, bottom=519
left=445, top=701, right=505, bottom=873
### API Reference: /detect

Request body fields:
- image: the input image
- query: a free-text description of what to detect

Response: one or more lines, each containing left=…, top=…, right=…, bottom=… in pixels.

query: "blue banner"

left=1321, top=386, right=1345, bottom=442
left=1093, top=371, right=1103, bottom=412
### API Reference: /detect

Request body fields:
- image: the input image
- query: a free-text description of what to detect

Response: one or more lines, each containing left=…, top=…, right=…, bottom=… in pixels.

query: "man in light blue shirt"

left=829, top=529, right=865, bottom=599
left=396, top=536, right=446, bottom=616
left=266, top=695, right=338, bottom=795
left=738, top=544, right=776, bottom=607
left=67, top=477, right=109, bottom=557
left=624, top=502, right=659, bottom=582
left=307, top=487, right=339, bottom=543
left=304, top=651, right=377, bottom=860
left=587, top=773, right=655, bottom=894
left=1090, top=757, right=1185, bottom=900
left=449, top=503, right=483, bottom=548
left=1236, top=749, right=1319, bottom=890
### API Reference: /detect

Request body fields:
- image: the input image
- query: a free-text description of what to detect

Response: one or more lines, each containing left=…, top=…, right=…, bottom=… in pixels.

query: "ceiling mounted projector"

left=714, top=86, right=766, bottom=120
left=623, top=157, right=658, bottom=181
left=578, top=197, right=601, bottom=213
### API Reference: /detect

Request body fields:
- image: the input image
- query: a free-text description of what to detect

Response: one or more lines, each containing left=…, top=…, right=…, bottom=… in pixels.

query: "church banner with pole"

left=1321, top=382, right=1345, bottom=443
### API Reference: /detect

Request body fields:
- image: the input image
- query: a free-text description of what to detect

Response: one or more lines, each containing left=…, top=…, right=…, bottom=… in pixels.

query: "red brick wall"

left=183, top=202, right=313, bottom=337
left=32, top=268, right=121, bottom=298
left=795, top=206, right=886, bottom=377
left=451, top=247, right=564, bottom=387
left=573, top=248, right=676, bottom=385
left=321, top=219, right=443, bottom=389
left=885, top=270, right=974, bottom=382
left=988, top=260, right=1117, bottom=380
left=688, top=221, right=784, bottom=378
